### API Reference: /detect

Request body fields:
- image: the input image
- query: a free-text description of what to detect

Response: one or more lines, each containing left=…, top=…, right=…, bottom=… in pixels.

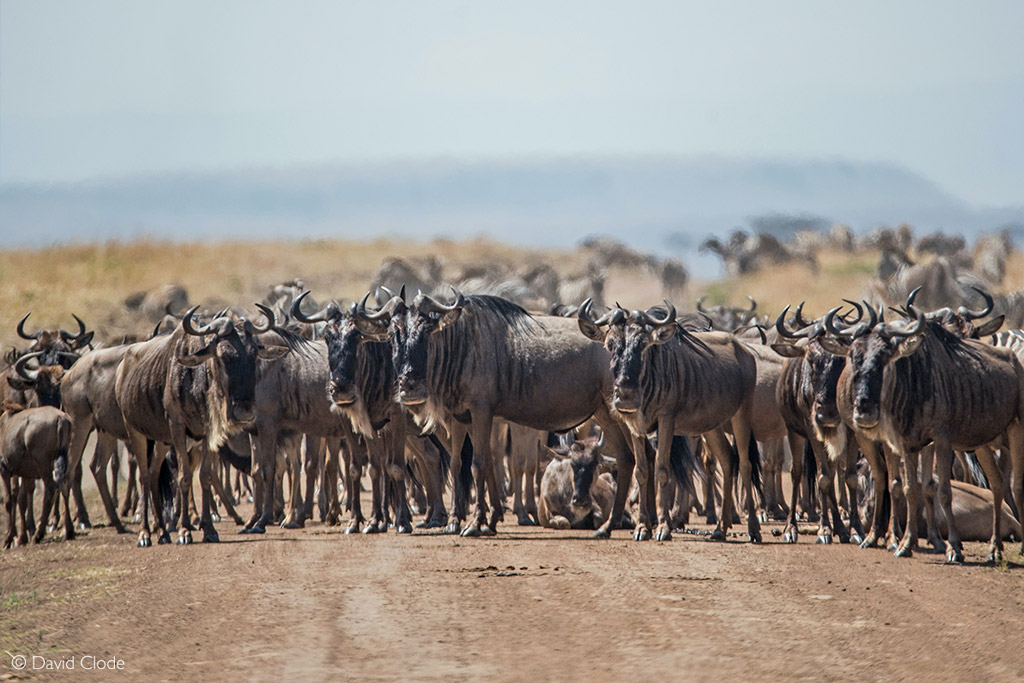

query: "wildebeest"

left=354, top=288, right=639, bottom=538
left=537, top=436, right=626, bottom=530
left=822, top=303, right=1024, bottom=563
left=578, top=299, right=760, bottom=543
left=115, top=306, right=287, bottom=546
left=1, top=403, right=72, bottom=547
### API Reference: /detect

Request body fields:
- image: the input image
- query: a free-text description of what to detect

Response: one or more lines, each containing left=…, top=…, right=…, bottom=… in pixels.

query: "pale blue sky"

left=2, top=1, right=1022, bottom=205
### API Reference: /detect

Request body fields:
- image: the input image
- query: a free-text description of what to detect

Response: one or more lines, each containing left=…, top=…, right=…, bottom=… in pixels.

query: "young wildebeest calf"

left=1, top=403, right=71, bottom=547
left=538, top=437, right=628, bottom=530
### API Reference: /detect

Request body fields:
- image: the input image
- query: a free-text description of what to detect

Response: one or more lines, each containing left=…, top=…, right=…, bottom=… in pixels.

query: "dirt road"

left=3, top=506, right=1024, bottom=682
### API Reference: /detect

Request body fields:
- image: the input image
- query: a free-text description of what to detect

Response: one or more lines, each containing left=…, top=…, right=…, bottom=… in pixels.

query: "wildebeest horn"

left=793, top=301, right=812, bottom=329
left=376, top=286, right=396, bottom=307
left=824, top=306, right=854, bottom=338
left=776, top=305, right=811, bottom=339
left=579, top=298, right=611, bottom=327
left=16, top=313, right=41, bottom=340
left=418, top=286, right=465, bottom=315
left=841, top=299, right=864, bottom=324
left=905, top=286, right=922, bottom=310
left=889, top=305, right=926, bottom=337
left=696, top=296, right=709, bottom=314
left=747, top=296, right=757, bottom=312
left=14, top=352, right=43, bottom=381
left=252, top=303, right=276, bottom=333
left=59, top=314, right=89, bottom=345
left=958, top=286, right=994, bottom=320
left=356, top=291, right=395, bottom=322
left=181, top=305, right=212, bottom=336
left=644, top=300, right=676, bottom=326
left=292, top=291, right=341, bottom=324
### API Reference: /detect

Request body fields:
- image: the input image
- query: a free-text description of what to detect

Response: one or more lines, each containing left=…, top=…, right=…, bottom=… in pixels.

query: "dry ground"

left=2, top=482, right=1024, bottom=682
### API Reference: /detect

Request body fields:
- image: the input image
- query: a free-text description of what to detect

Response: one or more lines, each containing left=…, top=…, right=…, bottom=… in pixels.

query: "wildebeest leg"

left=121, top=453, right=139, bottom=518
left=782, top=433, right=804, bottom=543
left=703, top=429, right=735, bottom=541
left=446, top=424, right=470, bottom=535
left=919, top=446, right=942, bottom=550
left=344, top=442, right=366, bottom=534
left=630, top=434, right=655, bottom=541
left=654, top=420, right=677, bottom=541
left=386, top=427, right=413, bottom=534
left=246, top=420, right=278, bottom=533
left=89, top=432, right=127, bottom=533
left=702, top=443, right=718, bottom=525
left=856, top=437, right=887, bottom=548
left=894, top=449, right=920, bottom=558
left=882, top=444, right=904, bottom=551
left=974, top=445, right=1005, bottom=564
left=210, top=461, right=244, bottom=525
left=170, top=432, right=197, bottom=545
left=523, top=438, right=539, bottom=525
left=732, top=415, right=761, bottom=543
left=810, top=439, right=847, bottom=545
left=363, top=438, right=386, bottom=534
left=1006, top=420, right=1024, bottom=556
left=70, top=461, right=90, bottom=530
left=592, top=416, right=634, bottom=539
left=33, top=476, right=58, bottom=544
left=2, top=475, right=15, bottom=549
left=281, top=434, right=304, bottom=528
left=762, top=439, right=787, bottom=522
left=129, top=434, right=157, bottom=546
left=300, top=436, right=322, bottom=525
left=932, top=439, right=962, bottom=563
left=463, top=412, right=499, bottom=537
left=323, top=439, right=342, bottom=525
left=842, top=435, right=865, bottom=544
left=17, top=481, right=31, bottom=546
left=196, top=445, right=219, bottom=543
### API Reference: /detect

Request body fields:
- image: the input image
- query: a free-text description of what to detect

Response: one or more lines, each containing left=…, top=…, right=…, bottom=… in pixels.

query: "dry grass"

left=4, top=238, right=1024, bottom=354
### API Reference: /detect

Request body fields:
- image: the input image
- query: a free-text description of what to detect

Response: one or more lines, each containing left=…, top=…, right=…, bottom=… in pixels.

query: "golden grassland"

left=3, top=237, right=1024, bottom=353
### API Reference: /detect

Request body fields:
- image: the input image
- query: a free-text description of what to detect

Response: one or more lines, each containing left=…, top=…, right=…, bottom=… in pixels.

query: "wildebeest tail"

left=669, top=436, right=701, bottom=500
left=456, top=434, right=473, bottom=500
left=158, top=445, right=175, bottom=529
left=427, top=433, right=452, bottom=483
left=52, top=418, right=71, bottom=486
left=964, top=452, right=988, bottom=488
left=218, top=442, right=252, bottom=475
left=747, top=434, right=763, bottom=504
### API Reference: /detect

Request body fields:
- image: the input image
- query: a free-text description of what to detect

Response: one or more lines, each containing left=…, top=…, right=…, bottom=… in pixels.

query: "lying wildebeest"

left=353, top=288, right=640, bottom=539
left=1, top=403, right=72, bottom=547
left=822, top=302, right=1024, bottom=563
left=578, top=299, right=760, bottom=543
left=537, top=436, right=627, bottom=530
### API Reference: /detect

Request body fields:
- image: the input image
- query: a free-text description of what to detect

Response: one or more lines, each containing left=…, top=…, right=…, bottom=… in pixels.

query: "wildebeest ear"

left=770, top=342, right=806, bottom=358
left=434, top=309, right=463, bottom=332
left=974, top=315, right=1004, bottom=337
left=650, top=322, right=678, bottom=345
left=6, top=375, right=32, bottom=391
left=176, top=340, right=217, bottom=367
left=892, top=334, right=925, bottom=361
left=577, top=318, right=607, bottom=343
left=353, top=318, right=391, bottom=340
left=257, top=344, right=289, bottom=361
left=818, top=336, right=850, bottom=357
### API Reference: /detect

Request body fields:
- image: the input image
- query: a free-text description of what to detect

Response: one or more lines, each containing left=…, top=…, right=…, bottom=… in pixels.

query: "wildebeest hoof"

left=705, top=513, right=718, bottom=526
left=362, top=523, right=381, bottom=534
left=655, top=527, right=672, bottom=542
left=460, top=523, right=483, bottom=537
left=77, top=521, right=90, bottom=531
left=282, top=520, right=304, bottom=530
left=246, top=525, right=266, bottom=535
left=945, top=548, right=964, bottom=564
left=344, top=523, right=360, bottom=534
left=816, top=533, right=833, bottom=545
left=443, top=521, right=462, bottom=535
left=63, top=529, right=76, bottom=541
left=177, top=530, right=193, bottom=545
left=137, top=534, right=152, bottom=548
left=894, top=544, right=913, bottom=558
left=517, top=516, right=538, bottom=527
left=987, top=546, right=1002, bottom=565
left=202, top=532, right=220, bottom=543
left=592, top=527, right=611, bottom=539
left=425, top=519, right=445, bottom=529
left=480, top=525, right=497, bottom=537
left=708, top=526, right=726, bottom=542
left=133, top=513, right=142, bottom=523
left=849, top=532, right=863, bottom=546
left=633, top=527, right=652, bottom=542
left=748, top=530, right=762, bottom=544
left=782, top=528, right=797, bottom=544
left=396, top=522, right=413, bottom=534
left=415, top=520, right=428, bottom=529
left=210, top=512, right=222, bottom=523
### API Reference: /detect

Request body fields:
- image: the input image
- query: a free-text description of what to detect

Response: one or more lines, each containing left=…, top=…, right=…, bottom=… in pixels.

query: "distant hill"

left=3, top=156, right=1022, bottom=274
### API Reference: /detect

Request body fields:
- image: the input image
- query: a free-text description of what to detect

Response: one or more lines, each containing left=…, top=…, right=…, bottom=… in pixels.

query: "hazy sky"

left=2, top=1, right=1023, bottom=205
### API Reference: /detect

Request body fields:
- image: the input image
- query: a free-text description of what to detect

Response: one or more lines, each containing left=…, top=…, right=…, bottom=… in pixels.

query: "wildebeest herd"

left=4, top=265, right=1024, bottom=570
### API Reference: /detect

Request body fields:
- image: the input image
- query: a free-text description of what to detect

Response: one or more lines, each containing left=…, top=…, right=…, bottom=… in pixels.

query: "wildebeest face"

left=569, top=441, right=600, bottom=509
left=844, top=331, right=924, bottom=430
left=806, top=344, right=845, bottom=429
left=396, top=304, right=460, bottom=406
left=325, top=319, right=363, bottom=406
left=607, top=318, right=676, bottom=414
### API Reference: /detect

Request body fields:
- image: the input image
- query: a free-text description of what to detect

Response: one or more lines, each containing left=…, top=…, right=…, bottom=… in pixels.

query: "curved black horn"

left=646, top=299, right=676, bottom=326
left=696, top=296, right=709, bottom=314
left=417, top=286, right=465, bottom=315
left=889, top=305, right=926, bottom=338
left=775, top=305, right=807, bottom=339
left=793, top=301, right=812, bottom=328
left=16, top=313, right=40, bottom=341
left=824, top=306, right=851, bottom=338
left=958, top=286, right=994, bottom=320
left=862, top=300, right=878, bottom=331
left=578, top=298, right=615, bottom=327
left=59, top=314, right=88, bottom=345
left=841, top=299, right=864, bottom=325
left=181, top=305, right=212, bottom=336
left=905, top=286, right=922, bottom=310
left=747, top=296, right=757, bottom=312
left=14, top=352, right=43, bottom=382
left=292, top=291, right=340, bottom=324
left=252, top=303, right=276, bottom=333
